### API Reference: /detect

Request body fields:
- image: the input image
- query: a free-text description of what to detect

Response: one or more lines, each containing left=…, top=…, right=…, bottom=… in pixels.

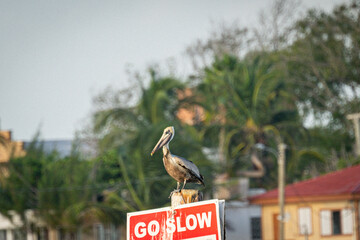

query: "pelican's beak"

left=151, top=131, right=172, bottom=156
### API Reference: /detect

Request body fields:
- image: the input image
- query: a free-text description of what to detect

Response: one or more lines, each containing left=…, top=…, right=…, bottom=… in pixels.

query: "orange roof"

left=250, top=164, right=360, bottom=204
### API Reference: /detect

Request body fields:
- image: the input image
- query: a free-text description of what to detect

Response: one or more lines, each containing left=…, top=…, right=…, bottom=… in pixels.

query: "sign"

left=127, top=199, right=224, bottom=240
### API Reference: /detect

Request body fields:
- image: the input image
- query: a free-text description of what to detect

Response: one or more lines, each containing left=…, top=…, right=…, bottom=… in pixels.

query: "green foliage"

left=0, top=138, right=112, bottom=232
left=1, top=1, right=360, bottom=231
left=280, top=1, right=360, bottom=180
left=38, top=153, right=92, bottom=228
left=196, top=54, right=301, bottom=178
left=0, top=139, right=49, bottom=217
left=286, top=1, right=360, bottom=128
left=92, top=71, right=213, bottom=213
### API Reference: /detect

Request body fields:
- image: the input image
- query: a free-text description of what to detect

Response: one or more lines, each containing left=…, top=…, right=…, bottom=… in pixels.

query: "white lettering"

left=134, top=222, right=146, bottom=238
left=196, top=212, right=212, bottom=228
left=148, top=220, right=160, bottom=236
left=176, top=217, right=186, bottom=232
left=186, top=214, right=197, bottom=230
left=134, top=210, right=213, bottom=237
left=166, top=218, right=176, bottom=234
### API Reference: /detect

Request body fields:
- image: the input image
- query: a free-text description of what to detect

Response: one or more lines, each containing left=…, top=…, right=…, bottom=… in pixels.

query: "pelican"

left=151, top=126, right=205, bottom=194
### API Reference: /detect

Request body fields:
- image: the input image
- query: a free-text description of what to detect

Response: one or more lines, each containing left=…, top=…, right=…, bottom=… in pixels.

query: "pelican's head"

left=151, top=126, right=175, bottom=156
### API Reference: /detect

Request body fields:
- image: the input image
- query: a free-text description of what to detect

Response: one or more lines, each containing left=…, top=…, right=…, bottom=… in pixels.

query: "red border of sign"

left=127, top=199, right=222, bottom=240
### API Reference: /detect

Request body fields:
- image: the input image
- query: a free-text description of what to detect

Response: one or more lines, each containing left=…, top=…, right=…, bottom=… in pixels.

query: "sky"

left=0, top=0, right=349, bottom=141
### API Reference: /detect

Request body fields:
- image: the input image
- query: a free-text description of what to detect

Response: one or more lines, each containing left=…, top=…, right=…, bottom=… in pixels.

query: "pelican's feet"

left=168, top=189, right=181, bottom=198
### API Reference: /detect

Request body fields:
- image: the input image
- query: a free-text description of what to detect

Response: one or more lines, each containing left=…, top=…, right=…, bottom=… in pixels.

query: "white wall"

left=225, top=201, right=261, bottom=240
left=0, top=210, right=47, bottom=240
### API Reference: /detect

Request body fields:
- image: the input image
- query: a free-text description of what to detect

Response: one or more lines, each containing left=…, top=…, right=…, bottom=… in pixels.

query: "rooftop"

left=250, top=164, right=360, bottom=204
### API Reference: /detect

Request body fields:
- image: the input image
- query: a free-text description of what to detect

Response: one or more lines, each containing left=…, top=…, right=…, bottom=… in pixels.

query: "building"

left=225, top=188, right=265, bottom=240
left=176, top=88, right=205, bottom=125
left=0, top=130, right=26, bottom=163
left=250, top=164, right=360, bottom=240
left=23, top=139, right=96, bottom=158
left=0, top=130, right=26, bottom=180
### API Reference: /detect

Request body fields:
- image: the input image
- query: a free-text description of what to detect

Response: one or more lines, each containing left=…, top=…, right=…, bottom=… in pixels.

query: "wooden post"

left=171, top=189, right=203, bottom=208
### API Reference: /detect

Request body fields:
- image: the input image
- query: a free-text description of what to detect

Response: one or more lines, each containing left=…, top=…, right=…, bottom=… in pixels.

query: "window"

left=36, top=227, right=49, bottom=240
left=320, top=209, right=353, bottom=236
left=298, top=207, right=312, bottom=235
left=0, top=230, right=6, bottom=240
left=95, top=225, right=103, bottom=240
left=332, top=211, right=341, bottom=235
left=95, top=224, right=119, bottom=240
left=12, top=229, right=25, bottom=240
left=57, top=228, right=81, bottom=240
left=250, top=217, right=262, bottom=240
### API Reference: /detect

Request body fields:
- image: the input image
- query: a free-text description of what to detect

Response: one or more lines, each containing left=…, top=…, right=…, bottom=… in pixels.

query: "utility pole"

left=347, top=113, right=360, bottom=156
left=278, top=143, right=286, bottom=240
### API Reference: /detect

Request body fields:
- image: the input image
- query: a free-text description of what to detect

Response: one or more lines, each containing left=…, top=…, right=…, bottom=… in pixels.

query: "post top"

left=171, top=189, right=203, bottom=208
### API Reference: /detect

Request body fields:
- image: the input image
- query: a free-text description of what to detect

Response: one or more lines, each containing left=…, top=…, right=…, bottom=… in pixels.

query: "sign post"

left=127, top=199, right=225, bottom=240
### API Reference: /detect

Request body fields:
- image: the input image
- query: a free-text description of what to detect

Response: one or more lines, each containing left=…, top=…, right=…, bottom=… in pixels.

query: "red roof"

left=250, top=164, right=360, bottom=204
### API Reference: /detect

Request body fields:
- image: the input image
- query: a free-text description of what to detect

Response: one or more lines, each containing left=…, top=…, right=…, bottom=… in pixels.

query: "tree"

left=186, top=21, right=250, bottom=73
left=92, top=70, right=212, bottom=212
left=195, top=53, right=301, bottom=188
left=253, top=0, right=300, bottom=51
left=37, top=150, right=95, bottom=230
left=0, top=139, right=54, bottom=236
left=0, top=137, right=117, bottom=236
left=280, top=1, right=360, bottom=177
left=286, top=1, right=360, bottom=129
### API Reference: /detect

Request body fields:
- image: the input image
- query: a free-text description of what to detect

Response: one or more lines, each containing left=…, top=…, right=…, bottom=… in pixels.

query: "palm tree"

left=92, top=70, right=212, bottom=212
left=196, top=54, right=301, bottom=186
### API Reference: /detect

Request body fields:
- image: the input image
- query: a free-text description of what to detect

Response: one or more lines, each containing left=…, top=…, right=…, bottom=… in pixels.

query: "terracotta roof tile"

left=250, top=164, right=360, bottom=201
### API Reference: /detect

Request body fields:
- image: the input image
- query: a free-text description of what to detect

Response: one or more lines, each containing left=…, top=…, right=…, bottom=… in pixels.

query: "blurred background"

left=0, top=0, right=359, bottom=239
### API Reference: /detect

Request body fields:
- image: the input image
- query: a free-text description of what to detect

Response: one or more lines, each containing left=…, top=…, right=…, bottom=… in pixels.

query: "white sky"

left=0, top=0, right=349, bottom=141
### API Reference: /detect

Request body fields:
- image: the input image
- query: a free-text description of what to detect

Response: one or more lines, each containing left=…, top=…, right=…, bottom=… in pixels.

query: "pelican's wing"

left=172, top=154, right=202, bottom=179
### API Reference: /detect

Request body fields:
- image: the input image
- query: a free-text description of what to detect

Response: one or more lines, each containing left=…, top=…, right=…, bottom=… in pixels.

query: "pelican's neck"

left=162, top=142, right=170, bottom=156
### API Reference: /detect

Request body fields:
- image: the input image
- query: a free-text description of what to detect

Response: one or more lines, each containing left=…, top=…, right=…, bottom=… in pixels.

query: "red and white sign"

left=127, top=199, right=224, bottom=240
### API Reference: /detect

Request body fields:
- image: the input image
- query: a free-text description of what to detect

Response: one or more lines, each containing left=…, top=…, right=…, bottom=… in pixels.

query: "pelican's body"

left=151, top=126, right=204, bottom=191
